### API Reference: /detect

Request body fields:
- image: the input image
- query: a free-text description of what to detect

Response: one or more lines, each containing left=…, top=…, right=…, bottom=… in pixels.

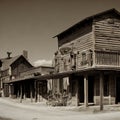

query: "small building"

left=0, top=51, right=33, bottom=97
left=18, top=66, right=54, bottom=101
left=51, top=8, right=120, bottom=108
left=1, top=53, right=54, bottom=102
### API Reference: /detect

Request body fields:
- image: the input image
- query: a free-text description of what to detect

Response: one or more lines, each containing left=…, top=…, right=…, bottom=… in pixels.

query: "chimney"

left=23, top=50, right=28, bottom=59
left=7, top=52, right=12, bottom=59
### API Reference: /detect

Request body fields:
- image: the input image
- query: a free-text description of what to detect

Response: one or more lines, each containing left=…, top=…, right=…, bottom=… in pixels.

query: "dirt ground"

left=0, top=97, right=120, bottom=120
left=0, top=117, right=12, bottom=120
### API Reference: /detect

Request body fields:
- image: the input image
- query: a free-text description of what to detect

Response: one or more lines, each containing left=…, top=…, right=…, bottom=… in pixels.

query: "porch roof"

left=4, top=67, right=120, bottom=84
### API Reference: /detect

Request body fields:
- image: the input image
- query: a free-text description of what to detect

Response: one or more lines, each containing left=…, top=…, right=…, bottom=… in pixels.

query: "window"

left=82, top=52, right=86, bottom=62
left=81, top=52, right=87, bottom=66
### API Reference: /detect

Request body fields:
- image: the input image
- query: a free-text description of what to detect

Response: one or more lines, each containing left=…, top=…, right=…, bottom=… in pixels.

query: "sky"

left=0, top=0, right=120, bottom=66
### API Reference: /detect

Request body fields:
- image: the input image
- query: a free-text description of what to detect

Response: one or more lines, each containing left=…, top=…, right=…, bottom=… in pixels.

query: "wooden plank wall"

left=93, top=15, right=120, bottom=66
left=58, top=23, right=92, bottom=47
left=94, top=17, right=120, bottom=51
left=59, top=31, right=93, bottom=71
left=11, top=57, right=32, bottom=78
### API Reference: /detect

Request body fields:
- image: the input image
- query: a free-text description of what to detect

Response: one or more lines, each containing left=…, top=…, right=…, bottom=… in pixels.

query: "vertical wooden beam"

left=38, top=82, right=41, bottom=102
left=94, top=76, right=97, bottom=105
left=114, top=75, right=116, bottom=104
left=100, top=73, right=104, bottom=110
left=30, top=83, right=33, bottom=103
left=76, top=79, right=79, bottom=106
left=35, top=80, right=37, bottom=102
left=109, top=75, right=111, bottom=105
left=23, top=83, right=26, bottom=100
left=9, top=84, right=12, bottom=98
left=57, top=79, right=60, bottom=93
left=37, top=82, right=39, bottom=102
left=84, top=74, right=88, bottom=107
left=17, top=87, right=20, bottom=98
left=20, top=84, right=22, bottom=103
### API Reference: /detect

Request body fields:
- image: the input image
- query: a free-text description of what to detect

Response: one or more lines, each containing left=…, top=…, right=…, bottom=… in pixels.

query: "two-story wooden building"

left=0, top=51, right=33, bottom=97
left=52, top=8, right=120, bottom=108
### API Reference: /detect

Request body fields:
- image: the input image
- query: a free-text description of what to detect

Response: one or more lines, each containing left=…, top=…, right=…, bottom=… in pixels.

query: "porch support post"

left=23, top=83, right=26, bottom=100
left=35, top=80, right=37, bottom=102
left=57, top=79, right=60, bottom=93
left=30, top=83, right=33, bottom=102
left=76, top=79, right=79, bottom=106
left=17, top=85, right=20, bottom=98
left=9, top=84, right=13, bottom=98
left=100, top=72, right=104, bottom=110
left=20, top=84, right=23, bottom=103
left=84, top=74, right=88, bottom=107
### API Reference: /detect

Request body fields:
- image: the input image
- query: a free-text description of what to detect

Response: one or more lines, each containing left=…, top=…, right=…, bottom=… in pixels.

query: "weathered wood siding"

left=58, top=22, right=92, bottom=47
left=55, top=23, right=94, bottom=72
left=94, top=15, right=120, bottom=66
left=11, top=57, right=32, bottom=79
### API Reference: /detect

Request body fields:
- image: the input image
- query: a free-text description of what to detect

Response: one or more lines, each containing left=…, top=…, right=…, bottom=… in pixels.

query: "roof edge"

left=53, top=8, right=120, bottom=38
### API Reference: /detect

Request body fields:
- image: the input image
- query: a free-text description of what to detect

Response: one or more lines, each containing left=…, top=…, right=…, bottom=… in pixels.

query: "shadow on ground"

left=0, top=117, right=13, bottom=120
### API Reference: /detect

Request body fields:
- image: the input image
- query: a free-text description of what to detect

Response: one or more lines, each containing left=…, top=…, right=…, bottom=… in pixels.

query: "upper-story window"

left=70, top=52, right=76, bottom=70
left=82, top=52, right=86, bottom=62
left=81, top=52, right=88, bottom=66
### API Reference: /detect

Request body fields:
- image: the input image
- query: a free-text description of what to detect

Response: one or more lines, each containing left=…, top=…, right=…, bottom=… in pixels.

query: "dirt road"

left=0, top=98, right=120, bottom=120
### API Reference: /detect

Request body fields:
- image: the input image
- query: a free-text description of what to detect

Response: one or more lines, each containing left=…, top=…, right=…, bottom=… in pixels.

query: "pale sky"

left=0, top=0, right=120, bottom=65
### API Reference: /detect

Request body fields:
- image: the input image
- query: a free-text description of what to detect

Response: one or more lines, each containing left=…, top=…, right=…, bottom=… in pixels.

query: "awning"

left=4, top=67, right=120, bottom=84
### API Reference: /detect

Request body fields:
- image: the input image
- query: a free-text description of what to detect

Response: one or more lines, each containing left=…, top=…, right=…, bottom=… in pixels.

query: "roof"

left=53, top=8, right=120, bottom=38
left=1, top=55, right=21, bottom=71
left=1, top=55, right=32, bottom=71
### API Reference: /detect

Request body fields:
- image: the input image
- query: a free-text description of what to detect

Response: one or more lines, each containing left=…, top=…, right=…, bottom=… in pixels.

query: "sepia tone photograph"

left=0, top=0, right=120, bottom=120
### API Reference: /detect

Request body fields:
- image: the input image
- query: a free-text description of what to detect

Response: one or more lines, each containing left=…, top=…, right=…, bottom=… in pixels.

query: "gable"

left=1, top=55, right=33, bottom=71
left=10, top=55, right=33, bottom=76
left=54, top=8, right=120, bottom=47
left=1, top=55, right=21, bottom=71
left=11, top=55, right=33, bottom=68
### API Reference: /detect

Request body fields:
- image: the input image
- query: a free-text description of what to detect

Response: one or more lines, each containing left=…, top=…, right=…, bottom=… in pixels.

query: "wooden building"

left=51, top=8, right=120, bottom=108
left=0, top=51, right=33, bottom=97
left=1, top=54, right=54, bottom=103
left=1, top=8, right=120, bottom=109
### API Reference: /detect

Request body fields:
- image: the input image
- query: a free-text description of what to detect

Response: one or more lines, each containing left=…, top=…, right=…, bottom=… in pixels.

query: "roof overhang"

left=4, top=66, right=120, bottom=84
left=53, top=8, right=120, bottom=38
